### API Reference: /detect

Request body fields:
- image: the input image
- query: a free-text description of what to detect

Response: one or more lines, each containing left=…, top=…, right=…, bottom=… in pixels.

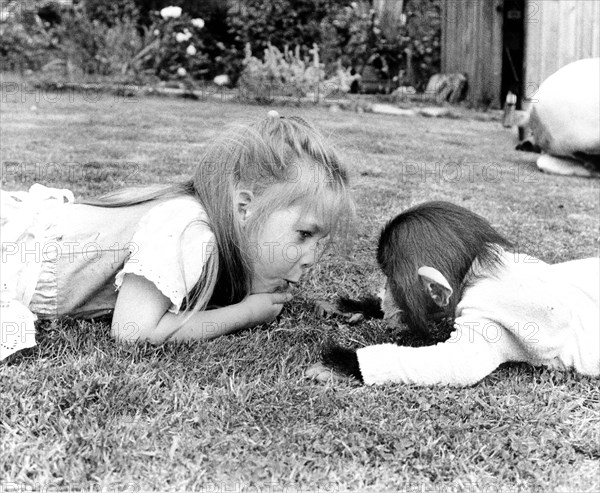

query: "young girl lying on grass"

left=308, top=201, right=599, bottom=386
left=1, top=112, right=353, bottom=360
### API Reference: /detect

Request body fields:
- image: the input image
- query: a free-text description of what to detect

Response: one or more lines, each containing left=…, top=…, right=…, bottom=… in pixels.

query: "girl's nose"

left=300, top=245, right=318, bottom=269
left=300, top=257, right=314, bottom=270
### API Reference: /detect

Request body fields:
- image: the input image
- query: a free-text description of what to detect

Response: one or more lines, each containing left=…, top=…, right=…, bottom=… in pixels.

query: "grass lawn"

left=1, top=86, right=599, bottom=492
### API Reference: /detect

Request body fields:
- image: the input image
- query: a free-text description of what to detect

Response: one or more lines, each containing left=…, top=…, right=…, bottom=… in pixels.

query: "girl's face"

left=248, top=205, right=329, bottom=293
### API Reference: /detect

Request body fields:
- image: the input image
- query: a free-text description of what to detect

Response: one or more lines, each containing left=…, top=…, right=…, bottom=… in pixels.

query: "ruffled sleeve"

left=114, top=196, right=216, bottom=314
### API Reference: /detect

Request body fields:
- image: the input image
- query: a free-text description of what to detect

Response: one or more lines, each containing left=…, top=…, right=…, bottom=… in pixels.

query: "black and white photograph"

left=1, top=0, right=599, bottom=491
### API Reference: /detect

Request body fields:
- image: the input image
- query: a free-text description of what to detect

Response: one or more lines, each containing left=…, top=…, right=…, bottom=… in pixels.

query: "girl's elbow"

left=111, top=320, right=165, bottom=344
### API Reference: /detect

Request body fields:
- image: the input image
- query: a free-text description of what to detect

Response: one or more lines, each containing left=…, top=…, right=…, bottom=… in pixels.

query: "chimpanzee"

left=307, top=201, right=600, bottom=386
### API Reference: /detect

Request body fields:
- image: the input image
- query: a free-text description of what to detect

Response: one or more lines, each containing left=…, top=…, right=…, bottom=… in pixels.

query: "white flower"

left=186, top=44, right=197, bottom=56
left=213, top=74, right=230, bottom=86
left=153, top=29, right=160, bottom=36
left=191, top=18, right=205, bottom=29
left=160, top=6, right=182, bottom=20
left=177, top=67, right=187, bottom=77
left=216, top=42, right=225, bottom=50
left=175, top=29, right=193, bottom=43
left=350, top=2, right=358, bottom=9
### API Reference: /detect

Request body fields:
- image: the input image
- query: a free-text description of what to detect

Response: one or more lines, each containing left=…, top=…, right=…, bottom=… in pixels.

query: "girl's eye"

left=298, top=230, right=313, bottom=240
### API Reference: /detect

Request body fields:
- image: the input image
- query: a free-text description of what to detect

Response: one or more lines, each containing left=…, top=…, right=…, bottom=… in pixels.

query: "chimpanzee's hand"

left=306, top=345, right=364, bottom=384
left=306, top=362, right=354, bottom=383
left=313, top=300, right=365, bottom=324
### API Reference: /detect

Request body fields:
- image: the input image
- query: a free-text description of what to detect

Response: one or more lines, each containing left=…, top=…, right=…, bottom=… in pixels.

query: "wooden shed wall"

left=524, top=0, right=600, bottom=103
left=441, top=0, right=503, bottom=107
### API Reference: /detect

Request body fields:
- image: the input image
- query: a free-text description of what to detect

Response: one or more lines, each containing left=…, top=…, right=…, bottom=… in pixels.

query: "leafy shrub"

left=319, top=0, right=441, bottom=91
left=0, top=0, right=441, bottom=93
left=81, top=0, right=139, bottom=27
left=146, top=1, right=439, bottom=90
left=195, top=4, right=241, bottom=84
left=49, top=5, right=144, bottom=76
left=137, top=11, right=210, bottom=80
left=320, top=3, right=379, bottom=73
left=238, top=42, right=325, bottom=102
left=403, top=0, right=441, bottom=90
left=227, top=0, right=349, bottom=82
left=321, top=60, right=361, bottom=94
left=134, top=0, right=224, bottom=26
left=228, top=0, right=340, bottom=57
left=0, top=8, right=55, bottom=72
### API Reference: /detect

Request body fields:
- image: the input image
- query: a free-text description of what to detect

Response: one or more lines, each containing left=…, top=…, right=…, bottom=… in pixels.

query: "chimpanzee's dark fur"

left=336, top=295, right=384, bottom=319
left=376, top=201, right=512, bottom=336
left=321, top=345, right=363, bottom=382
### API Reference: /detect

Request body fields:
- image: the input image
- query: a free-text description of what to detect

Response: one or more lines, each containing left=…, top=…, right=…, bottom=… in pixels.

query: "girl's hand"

left=241, top=292, right=293, bottom=325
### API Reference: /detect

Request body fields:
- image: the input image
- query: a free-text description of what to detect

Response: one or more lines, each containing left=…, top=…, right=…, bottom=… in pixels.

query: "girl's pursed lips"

left=274, top=279, right=299, bottom=292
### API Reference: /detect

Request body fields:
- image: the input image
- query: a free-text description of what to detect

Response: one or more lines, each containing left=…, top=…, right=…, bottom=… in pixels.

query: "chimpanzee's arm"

left=321, top=345, right=364, bottom=383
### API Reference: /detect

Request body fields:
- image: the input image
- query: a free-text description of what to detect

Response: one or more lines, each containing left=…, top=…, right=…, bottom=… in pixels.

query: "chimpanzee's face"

left=377, top=281, right=403, bottom=327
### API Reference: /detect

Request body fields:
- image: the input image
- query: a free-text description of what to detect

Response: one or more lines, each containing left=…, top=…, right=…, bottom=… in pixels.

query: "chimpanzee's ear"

left=417, top=266, right=453, bottom=307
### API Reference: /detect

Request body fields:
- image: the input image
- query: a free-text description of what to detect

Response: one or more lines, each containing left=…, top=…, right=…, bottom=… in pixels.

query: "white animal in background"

left=504, top=58, right=600, bottom=178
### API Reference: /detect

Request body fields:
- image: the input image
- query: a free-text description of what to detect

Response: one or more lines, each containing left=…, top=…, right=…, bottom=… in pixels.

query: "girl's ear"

left=417, top=266, right=453, bottom=307
left=234, top=189, right=254, bottom=222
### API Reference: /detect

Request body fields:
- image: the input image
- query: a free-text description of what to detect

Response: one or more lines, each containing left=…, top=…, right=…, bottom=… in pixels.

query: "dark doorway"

left=501, top=0, right=525, bottom=109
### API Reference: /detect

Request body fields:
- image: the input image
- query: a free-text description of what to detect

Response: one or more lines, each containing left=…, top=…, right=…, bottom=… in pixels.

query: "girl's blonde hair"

left=84, top=115, right=354, bottom=318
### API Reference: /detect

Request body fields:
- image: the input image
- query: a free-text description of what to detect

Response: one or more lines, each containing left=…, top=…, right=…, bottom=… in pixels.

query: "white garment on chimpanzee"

left=357, top=250, right=600, bottom=386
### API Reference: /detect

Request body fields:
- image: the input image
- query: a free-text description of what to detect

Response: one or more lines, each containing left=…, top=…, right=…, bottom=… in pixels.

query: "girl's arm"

left=112, top=273, right=291, bottom=343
